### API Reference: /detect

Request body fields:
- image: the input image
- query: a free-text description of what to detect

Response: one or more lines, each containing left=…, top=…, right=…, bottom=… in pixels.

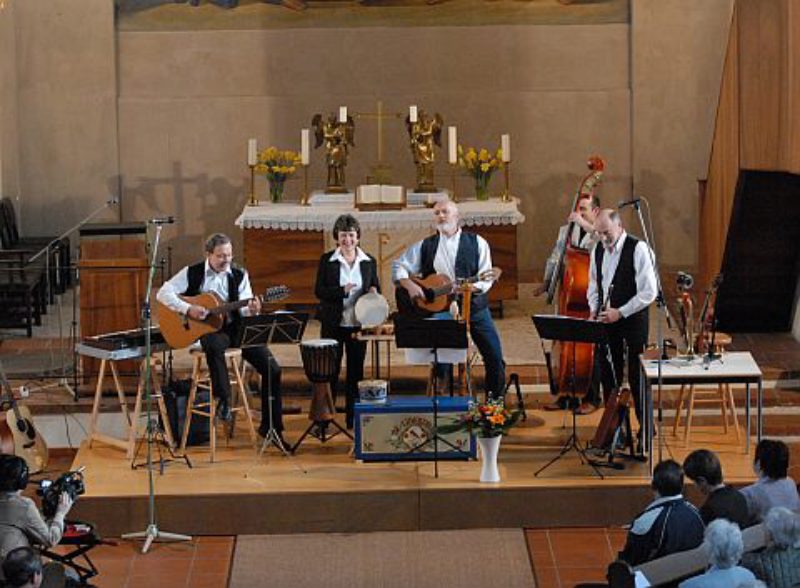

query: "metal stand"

left=631, top=197, right=673, bottom=463
left=25, top=198, right=118, bottom=400
left=122, top=222, right=191, bottom=554
left=532, top=315, right=609, bottom=478
left=394, top=316, right=472, bottom=478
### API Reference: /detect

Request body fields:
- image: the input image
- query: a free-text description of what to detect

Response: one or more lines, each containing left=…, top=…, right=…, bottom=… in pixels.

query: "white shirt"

left=391, top=229, right=494, bottom=294
left=571, top=223, right=598, bottom=250
left=156, top=260, right=255, bottom=317
left=587, top=231, right=657, bottom=317
left=332, top=246, right=371, bottom=327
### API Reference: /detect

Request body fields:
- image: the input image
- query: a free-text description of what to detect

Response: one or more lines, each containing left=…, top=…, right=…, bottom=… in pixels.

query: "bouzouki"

left=158, top=285, right=290, bottom=349
left=395, top=267, right=502, bottom=317
left=0, top=362, right=49, bottom=474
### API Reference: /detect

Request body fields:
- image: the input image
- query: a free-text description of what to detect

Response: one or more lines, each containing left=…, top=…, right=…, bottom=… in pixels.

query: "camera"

left=37, top=467, right=85, bottom=519
left=676, top=271, right=694, bottom=292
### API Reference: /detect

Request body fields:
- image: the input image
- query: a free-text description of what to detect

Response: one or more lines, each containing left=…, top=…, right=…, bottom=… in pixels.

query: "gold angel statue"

left=312, top=112, right=355, bottom=193
left=405, top=110, right=443, bottom=193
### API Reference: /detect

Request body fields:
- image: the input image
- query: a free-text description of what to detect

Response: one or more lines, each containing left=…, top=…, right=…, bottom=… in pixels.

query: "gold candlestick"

left=500, top=160, right=513, bottom=203
left=300, top=164, right=310, bottom=206
left=248, top=164, right=258, bottom=206
left=450, top=163, right=458, bottom=203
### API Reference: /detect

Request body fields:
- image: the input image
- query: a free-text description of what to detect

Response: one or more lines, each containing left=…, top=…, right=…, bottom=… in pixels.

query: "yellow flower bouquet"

left=255, top=147, right=302, bottom=203
left=437, top=398, right=520, bottom=438
left=457, top=145, right=504, bottom=201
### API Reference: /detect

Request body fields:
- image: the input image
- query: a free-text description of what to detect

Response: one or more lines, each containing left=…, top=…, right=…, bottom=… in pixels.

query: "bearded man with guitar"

left=156, top=233, right=284, bottom=439
left=392, top=200, right=506, bottom=398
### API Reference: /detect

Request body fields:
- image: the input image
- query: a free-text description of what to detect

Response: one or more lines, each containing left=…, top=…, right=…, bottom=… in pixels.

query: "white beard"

left=437, top=221, right=458, bottom=236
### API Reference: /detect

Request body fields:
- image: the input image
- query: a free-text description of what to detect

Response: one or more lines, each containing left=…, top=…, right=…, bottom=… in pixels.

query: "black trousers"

left=596, top=312, right=648, bottom=425
left=200, top=327, right=283, bottom=433
left=322, top=324, right=367, bottom=429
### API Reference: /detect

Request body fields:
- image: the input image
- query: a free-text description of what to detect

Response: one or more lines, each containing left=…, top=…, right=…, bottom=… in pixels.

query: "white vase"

left=477, top=435, right=502, bottom=483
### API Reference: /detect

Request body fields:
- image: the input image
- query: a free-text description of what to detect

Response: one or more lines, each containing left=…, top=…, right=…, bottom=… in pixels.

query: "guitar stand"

left=505, top=372, right=526, bottom=421
left=131, top=416, right=192, bottom=472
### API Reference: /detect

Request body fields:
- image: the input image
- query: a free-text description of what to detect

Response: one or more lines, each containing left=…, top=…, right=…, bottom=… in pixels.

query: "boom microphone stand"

left=25, top=197, right=119, bottom=400
left=122, top=220, right=191, bottom=554
left=626, top=197, right=673, bottom=464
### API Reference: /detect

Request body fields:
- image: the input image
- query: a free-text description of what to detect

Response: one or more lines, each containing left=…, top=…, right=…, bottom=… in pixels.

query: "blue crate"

left=354, top=395, right=476, bottom=462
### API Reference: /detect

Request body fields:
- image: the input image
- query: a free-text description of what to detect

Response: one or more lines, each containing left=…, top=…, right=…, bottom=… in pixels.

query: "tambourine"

left=355, top=291, right=389, bottom=329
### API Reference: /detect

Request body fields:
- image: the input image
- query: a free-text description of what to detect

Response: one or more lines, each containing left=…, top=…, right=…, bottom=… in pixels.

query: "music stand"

left=394, top=316, right=471, bottom=478
left=234, top=312, right=308, bottom=456
left=532, top=315, right=608, bottom=478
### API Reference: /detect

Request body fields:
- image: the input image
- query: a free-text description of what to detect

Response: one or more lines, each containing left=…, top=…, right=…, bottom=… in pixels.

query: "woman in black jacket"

left=314, top=214, right=380, bottom=428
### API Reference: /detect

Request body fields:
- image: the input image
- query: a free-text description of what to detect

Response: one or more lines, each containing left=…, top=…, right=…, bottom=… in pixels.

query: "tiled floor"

left=525, top=527, right=628, bottom=588
left=73, top=535, right=233, bottom=588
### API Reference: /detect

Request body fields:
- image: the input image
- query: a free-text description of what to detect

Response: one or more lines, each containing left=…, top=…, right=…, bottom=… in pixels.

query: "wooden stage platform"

left=70, top=407, right=758, bottom=537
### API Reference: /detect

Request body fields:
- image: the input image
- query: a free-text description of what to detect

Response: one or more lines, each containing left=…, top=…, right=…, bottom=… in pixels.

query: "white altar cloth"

left=236, top=199, right=525, bottom=232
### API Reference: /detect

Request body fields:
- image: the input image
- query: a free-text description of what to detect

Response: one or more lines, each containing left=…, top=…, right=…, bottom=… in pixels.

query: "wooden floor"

left=71, top=406, right=759, bottom=537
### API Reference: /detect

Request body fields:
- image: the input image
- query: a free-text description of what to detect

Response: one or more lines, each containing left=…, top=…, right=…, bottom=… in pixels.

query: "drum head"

left=302, top=338, right=339, bottom=348
left=355, top=292, right=389, bottom=328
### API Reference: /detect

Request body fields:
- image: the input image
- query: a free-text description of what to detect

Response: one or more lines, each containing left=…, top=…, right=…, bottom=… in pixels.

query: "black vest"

left=419, top=232, right=487, bottom=313
left=595, top=235, right=646, bottom=321
left=183, top=262, right=245, bottom=325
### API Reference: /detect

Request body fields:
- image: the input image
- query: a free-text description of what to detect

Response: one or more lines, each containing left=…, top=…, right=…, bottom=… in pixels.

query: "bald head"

left=433, top=199, right=460, bottom=236
left=594, top=208, right=623, bottom=248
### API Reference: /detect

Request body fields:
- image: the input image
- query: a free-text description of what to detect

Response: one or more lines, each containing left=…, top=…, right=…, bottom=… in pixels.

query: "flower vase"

left=268, top=178, right=285, bottom=203
left=477, top=435, right=501, bottom=483
left=474, top=174, right=490, bottom=201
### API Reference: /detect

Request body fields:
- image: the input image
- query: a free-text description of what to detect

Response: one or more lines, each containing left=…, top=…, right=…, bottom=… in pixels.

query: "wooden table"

left=640, top=351, right=763, bottom=474
left=238, top=200, right=524, bottom=307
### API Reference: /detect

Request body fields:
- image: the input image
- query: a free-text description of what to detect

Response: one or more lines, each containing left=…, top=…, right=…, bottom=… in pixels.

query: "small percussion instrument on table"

left=292, top=339, right=353, bottom=452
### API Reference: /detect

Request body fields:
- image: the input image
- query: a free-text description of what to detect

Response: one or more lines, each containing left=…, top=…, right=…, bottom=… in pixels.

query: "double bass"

left=545, top=156, right=605, bottom=402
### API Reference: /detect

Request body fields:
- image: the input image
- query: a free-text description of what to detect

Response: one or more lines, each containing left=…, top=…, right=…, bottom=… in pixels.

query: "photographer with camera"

left=0, top=456, right=73, bottom=587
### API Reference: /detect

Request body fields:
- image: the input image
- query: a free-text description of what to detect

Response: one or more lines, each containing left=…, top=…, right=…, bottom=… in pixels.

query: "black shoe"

left=217, top=398, right=233, bottom=422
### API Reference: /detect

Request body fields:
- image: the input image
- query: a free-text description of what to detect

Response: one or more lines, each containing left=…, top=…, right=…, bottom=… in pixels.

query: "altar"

left=237, top=199, right=525, bottom=307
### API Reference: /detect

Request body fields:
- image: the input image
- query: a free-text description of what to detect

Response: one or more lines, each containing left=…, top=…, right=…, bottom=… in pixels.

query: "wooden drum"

left=300, top=338, right=340, bottom=422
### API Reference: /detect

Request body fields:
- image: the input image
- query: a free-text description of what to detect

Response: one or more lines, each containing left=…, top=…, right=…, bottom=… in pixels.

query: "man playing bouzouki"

left=157, top=233, right=284, bottom=440
left=392, top=200, right=506, bottom=398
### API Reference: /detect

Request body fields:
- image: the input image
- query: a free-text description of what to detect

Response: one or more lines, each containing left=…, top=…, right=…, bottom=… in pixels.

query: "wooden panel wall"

left=700, top=6, right=740, bottom=288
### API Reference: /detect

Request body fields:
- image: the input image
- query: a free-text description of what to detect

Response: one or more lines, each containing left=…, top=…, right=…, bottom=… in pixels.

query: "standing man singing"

left=588, top=209, right=656, bottom=439
left=157, top=233, right=284, bottom=442
left=392, top=199, right=506, bottom=398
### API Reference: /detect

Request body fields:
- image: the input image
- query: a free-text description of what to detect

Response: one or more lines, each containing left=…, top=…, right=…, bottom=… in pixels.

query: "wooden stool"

left=180, top=347, right=257, bottom=462
left=673, top=332, right=740, bottom=446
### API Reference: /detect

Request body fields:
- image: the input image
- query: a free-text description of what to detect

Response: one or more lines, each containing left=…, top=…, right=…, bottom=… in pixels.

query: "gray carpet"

left=230, top=528, right=536, bottom=588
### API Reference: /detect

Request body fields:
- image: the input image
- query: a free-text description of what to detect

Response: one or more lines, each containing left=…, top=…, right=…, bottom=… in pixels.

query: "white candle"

left=448, top=126, right=458, bottom=164
left=409, top=105, right=418, bottom=123
left=339, top=106, right=348, bottom=123
left=247, top=138, right=257, bottom=166
left=501, top=134, right=511, bottom=162
left=301, top=129, right=310, bottom=165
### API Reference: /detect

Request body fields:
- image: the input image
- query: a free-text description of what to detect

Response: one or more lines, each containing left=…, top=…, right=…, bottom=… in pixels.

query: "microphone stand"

left=629, top=197, right=672, bottom=467
left=26, top=197, right=118, bottom=401
left=122, top=222, right=191, bottom=554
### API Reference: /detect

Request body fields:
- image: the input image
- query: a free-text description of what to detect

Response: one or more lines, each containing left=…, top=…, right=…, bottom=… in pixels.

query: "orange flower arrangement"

left=437, top=399, right=520, bottom=438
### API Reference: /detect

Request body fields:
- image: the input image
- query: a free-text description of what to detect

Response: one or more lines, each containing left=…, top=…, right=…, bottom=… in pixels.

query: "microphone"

left=148, top=216, right=176, bottom=225
left=617, top=197, right=641, bottom=209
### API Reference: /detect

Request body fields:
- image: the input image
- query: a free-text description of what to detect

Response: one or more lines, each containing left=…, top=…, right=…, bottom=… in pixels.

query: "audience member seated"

left=678, top=518, right=756, bottom=588
left=619, top=460, right=705, bottom=567
left=740, top=439, right=800, bottom=522
left=0, top=456, right=73, bottom=586
left=741, top=506, right=800, bottom=588
left=683, top=449, right=750, bottom=528
left=1, top=546, right=68, bottom=588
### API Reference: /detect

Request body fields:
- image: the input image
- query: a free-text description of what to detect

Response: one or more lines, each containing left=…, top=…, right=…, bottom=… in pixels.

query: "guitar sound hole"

left=17, top=419, right=34, bottom=440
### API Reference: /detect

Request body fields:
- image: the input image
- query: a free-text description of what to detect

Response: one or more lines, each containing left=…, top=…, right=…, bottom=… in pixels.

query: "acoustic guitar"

left=0, top=362, right=49, bottom=474
left=158, top=285, right=290, bottom=349
left=395, top=267, right=502, bottom=317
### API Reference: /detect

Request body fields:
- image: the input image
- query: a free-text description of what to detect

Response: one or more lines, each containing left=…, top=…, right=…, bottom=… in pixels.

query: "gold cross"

left=354, top=100, right=404, bottom=164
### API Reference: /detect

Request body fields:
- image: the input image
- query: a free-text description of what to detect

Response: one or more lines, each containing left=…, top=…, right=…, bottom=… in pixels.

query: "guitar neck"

left=209, top=297, right=256, bottom=316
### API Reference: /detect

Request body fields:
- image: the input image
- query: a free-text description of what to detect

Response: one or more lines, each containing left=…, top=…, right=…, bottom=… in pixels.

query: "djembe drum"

left=300, top=338, right=339, bottom=422
left=292, top=339, right=352, bottom=452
